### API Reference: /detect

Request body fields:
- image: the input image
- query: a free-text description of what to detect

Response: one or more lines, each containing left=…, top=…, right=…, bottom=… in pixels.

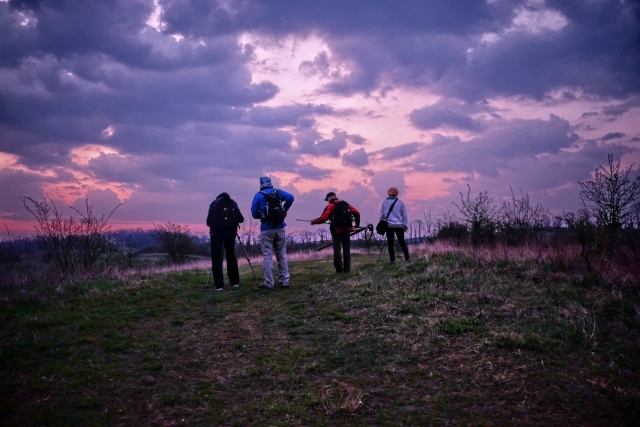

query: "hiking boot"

left=258, top=284, right=274, bottom=290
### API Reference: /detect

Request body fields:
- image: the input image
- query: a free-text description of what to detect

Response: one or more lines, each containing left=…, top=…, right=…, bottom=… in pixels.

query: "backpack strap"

left=385, top=199, right=399, bottom=220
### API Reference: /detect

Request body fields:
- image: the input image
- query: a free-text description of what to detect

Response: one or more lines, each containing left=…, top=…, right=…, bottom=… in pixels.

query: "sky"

left=1, top=0, right=639, bottom=236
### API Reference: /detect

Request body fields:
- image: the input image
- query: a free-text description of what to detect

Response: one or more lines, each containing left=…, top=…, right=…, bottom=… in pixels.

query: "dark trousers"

left=332, top=232, right=351, bottom=273
left=386, top=227, right=410, bottom=262
left=210, top=231, right=239, bottom=288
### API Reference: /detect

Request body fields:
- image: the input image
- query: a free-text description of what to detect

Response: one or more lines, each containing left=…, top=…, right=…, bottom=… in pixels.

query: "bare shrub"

left=498, top=187, right=549, bottom=245
left=453, top=185, right=498, bottom=246
left=22, top=195, right=121, bottom=276
left=153, top=221, right=195, bottom=263
left=435, top=209, right=468, bottom=244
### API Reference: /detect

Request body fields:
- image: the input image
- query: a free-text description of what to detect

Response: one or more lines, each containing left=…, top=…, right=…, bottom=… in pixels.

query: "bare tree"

left=317, top=228, right=330, bottom=244
left=239, top=217, right=260, bottom=251
left=409, top=219, right=425, bottom=241
left=299, top=231, right=317, bottom=245
left=423, top=208, right=434, bottom=240
left=632, top=201, right=640, bottom=229
left=579, top=154, right=640, bottom=232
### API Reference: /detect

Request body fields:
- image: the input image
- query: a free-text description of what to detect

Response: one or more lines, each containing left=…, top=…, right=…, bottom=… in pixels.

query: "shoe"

left=258, top=284, right=274, bottom=290
left=232, top=284, right=240, bottom=289
left=280, top=283, right=289, bottom=288
left=215, top=287, right=224, bottom=291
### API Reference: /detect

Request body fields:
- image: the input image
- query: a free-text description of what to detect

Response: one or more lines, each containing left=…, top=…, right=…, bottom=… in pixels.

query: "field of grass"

left=1, top=243, right=639, bottom=426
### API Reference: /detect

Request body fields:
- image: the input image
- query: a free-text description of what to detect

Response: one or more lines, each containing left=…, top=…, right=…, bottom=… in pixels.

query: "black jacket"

left=206, top=193, right=244, bottom=235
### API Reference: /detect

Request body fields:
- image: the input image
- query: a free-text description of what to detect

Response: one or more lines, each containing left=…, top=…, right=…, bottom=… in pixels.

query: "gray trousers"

left=260, top=228, right=290, bottom=286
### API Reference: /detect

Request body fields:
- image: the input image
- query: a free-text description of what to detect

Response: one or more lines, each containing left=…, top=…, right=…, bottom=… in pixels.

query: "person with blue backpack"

left=251, top=176, right=295, bottom=290
left=206, top=192, right=245, bottom=290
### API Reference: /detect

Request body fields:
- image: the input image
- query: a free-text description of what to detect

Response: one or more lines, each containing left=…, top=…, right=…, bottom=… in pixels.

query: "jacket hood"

left=259, top=176, right=273, bottom=190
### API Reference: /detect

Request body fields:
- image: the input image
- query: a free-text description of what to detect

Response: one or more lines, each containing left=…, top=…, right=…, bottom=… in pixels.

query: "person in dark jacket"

left=311, top=192, right=361, bottom=273
left=379, top=187, right=410, bottom=263
left=206, top=192, right=244, bottom=290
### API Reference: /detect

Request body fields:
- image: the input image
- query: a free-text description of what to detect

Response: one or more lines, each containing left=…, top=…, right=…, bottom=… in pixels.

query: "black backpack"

left=331, top=200, right=353, bottom=228
left=260, top=190, right=286, bottom=225
left=207, top=197, right=239, bottom=229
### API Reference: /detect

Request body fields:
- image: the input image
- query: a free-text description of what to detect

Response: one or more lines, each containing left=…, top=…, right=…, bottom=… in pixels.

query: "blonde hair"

left=387, top=187, right=399, bottom=196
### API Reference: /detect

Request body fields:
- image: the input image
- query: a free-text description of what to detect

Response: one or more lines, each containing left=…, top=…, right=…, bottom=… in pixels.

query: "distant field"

left=1, top=244, right=639, bottom=426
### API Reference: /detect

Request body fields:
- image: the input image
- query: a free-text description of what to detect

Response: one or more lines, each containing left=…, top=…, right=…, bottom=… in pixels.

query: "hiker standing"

left=206, top=192, right=245, bottom=291
left=380, top=187, right=410, bottom=263
left=250, top=176, right=295, bottom=289
left=311, top=192, right=361, bottom=274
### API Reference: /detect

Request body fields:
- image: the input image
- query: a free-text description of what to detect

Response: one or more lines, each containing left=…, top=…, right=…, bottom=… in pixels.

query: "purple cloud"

left=342, top=148, right=369, bottom=167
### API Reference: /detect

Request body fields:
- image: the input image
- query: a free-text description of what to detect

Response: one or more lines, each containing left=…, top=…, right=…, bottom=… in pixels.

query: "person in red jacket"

left=311, top=192, right=360, bottom=273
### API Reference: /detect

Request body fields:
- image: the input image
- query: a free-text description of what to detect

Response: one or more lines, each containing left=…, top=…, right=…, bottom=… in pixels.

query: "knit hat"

left=324, top=191, right=336, bottom=201
left=259, top=176, right=273, bottom=190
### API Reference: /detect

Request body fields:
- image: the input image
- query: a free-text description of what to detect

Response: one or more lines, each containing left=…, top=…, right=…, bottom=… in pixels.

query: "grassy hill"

left=1, top=244, right=639, bottom=426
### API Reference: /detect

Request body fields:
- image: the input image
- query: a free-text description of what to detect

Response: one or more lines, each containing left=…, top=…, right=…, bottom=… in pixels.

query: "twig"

left=425, top=297, right=471, bottom=315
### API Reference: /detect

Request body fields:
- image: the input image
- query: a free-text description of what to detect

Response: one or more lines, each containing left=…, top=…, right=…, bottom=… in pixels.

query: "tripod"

left=237, top=233, right=260, bottom=285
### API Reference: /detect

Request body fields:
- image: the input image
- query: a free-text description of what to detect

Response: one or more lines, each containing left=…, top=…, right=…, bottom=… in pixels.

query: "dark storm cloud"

left=160, top=0, right=492, bottom=38
left=601, top=132, right=625, bottom=141
left=295, top=129, right=362, bottom=158
left=410, top=115, right=578, bottom=177
left=602, top=96, right=640, bottom=117
left=180, top=0, right=639, bottom=101
left=246, top=103, right=335, bottom=127
left=441, top=1, right=639, bottom=101
left=1, top=1, right=152, bottom=66
left=377, top=142, right=423, bottom=161
left=409, top=100, right=486, bottom=131
left=294, top=163, right=332, bottom=180
left=0, top=169, right=49, bottom=221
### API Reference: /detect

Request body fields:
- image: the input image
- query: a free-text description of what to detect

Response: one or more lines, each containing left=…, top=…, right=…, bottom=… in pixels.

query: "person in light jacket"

left=379, top=187, right=410, bottom=263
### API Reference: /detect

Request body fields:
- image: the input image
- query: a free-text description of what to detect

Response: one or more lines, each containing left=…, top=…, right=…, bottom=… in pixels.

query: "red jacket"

left=311, top=198, right=361, bottom=234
